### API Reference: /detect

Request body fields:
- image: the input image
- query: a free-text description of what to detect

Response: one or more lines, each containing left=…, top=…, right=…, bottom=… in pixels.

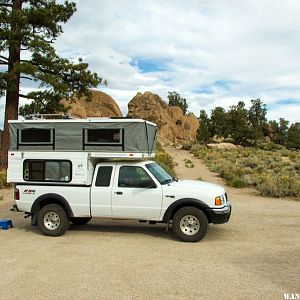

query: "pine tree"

left=197, top=110, right=211, bottom=143
left=227, top=101, right=251, bottom=145
left=248, top=99, right=267, bottom=141
left=0, top=0, right=104, bottom=168
left=167, top=91, right=188, bottom=115
left=210, top=106, right=228, bottom=137
left=287, top=122, right=300, bottom=149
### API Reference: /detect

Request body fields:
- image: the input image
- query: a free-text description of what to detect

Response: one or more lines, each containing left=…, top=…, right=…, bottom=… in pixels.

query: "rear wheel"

left=37, top=204, right=69, bottom=237
left=70, top=217, right=91, bottom=225
left=172, top=206, right=208, bottom=242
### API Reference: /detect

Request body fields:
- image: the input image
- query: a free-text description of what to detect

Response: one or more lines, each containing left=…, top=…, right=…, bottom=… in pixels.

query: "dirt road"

left=0, top=147, right=299, bottom=300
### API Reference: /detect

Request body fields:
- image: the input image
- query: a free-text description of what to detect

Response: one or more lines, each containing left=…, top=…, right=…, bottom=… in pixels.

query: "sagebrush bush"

left=181, top=142, right=193, bottom=150
left=155, top=152, right=176, bottom=177
left=255, top=174, right=298, bottom=198
left=191, top=144, right=300, bottom=199
left=184, top=159, right=194, bottom=168
left=228, top=178, right=247, bottom=188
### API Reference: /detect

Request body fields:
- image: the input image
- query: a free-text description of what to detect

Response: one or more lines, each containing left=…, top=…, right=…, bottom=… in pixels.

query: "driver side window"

left=118, top=166, right=155, bottom=188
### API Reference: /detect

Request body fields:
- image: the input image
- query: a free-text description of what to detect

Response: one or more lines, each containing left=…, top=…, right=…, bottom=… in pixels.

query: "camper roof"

left=9, top=118, right=156, bottom=126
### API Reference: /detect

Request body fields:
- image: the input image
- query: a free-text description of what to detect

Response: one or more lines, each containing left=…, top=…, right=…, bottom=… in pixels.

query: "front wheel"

left=37, top=204, right=70, bottom=237
left=172, top=207, right=208, bottom=242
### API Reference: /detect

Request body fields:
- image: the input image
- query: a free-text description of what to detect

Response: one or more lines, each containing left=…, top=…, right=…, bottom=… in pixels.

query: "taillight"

left=15, top=188, right=20, bottom=200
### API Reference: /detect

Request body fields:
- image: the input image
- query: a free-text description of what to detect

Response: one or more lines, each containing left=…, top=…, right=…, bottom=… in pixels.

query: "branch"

left=0, top=60, right=8, bottom=65
left=29, top=33, right=55, bottom=44
left=0, top=3, right=12, bottom=7
left=19, top=93, right=31, bottom=99
left=20, top=76, right=33, bottom=81
left=0, top=55, right=8, bottom=61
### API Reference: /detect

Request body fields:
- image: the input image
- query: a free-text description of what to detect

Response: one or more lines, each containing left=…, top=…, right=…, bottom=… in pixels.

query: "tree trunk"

left=0, top=0, right=22, bottom=169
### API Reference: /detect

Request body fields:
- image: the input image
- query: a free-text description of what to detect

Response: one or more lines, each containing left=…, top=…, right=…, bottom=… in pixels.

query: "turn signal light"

left=215, top=196, right=222, bottom=206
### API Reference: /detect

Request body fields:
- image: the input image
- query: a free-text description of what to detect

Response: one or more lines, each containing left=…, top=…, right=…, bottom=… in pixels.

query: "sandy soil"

left=0, top=147, right=299, bottom=300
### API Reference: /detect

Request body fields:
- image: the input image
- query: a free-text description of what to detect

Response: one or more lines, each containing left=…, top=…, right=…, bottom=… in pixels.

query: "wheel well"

left=169, top=204, right=212, bottom=224
left=31, top=196, right=73, bottom=225
left=39, top=199, right=66, bottom=211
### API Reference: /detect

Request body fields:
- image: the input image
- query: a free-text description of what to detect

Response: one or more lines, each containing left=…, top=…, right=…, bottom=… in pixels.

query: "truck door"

left=91, top=164, right=115, bottom=217
left=111, top=164, right=163, bottom=219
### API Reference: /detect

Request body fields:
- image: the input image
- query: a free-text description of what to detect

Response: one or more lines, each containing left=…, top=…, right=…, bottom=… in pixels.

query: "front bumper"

left=206, top=201, right=232, bottom=224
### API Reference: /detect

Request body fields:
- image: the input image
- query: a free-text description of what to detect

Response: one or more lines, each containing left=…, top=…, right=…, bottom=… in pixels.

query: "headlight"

left=215, top=194, right=226, bottom=206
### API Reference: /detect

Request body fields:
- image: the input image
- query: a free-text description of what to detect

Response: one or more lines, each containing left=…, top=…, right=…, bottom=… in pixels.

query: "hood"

left=162, top=179, right=226, bottom=208
left=169, top=180, right=225, bottom=195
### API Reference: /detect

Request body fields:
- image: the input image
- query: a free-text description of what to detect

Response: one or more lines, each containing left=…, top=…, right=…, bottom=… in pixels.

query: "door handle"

left=115, top=191, right=123, bottom=195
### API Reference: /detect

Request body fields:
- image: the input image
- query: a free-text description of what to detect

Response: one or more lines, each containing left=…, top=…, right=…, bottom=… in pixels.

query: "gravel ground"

left=0, top=148, right=299, bottom=300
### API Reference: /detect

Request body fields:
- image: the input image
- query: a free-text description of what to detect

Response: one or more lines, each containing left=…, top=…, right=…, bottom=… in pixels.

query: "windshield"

left=146, top=162, right=174, bottom=184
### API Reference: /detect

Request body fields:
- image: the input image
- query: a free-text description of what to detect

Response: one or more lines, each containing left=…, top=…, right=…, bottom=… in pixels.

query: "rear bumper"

left=206, top=201, right=232, bottom=224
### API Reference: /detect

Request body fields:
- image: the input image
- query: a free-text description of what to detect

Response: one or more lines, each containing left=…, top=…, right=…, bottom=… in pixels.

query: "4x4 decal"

left=23, top=189, right=36, bottom=195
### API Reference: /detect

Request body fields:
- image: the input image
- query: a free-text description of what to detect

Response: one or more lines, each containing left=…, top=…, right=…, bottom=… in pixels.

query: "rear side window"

left=23, top=160, right=72, bottom=182
left=95, top=166, right=113, bottom=187
left=85, top=129, right=121, bottom=144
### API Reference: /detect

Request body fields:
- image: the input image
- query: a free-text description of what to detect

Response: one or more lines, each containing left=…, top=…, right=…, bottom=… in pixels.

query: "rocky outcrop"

left=62, top=90, right=122, bottom=118
left=207, top=143, right=237, bottom=149
left=127, top=92, right=199, bottom=144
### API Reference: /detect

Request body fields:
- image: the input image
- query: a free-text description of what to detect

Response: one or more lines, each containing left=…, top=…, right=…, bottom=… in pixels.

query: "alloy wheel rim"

left=44, top=212, right=61, bottom=230
left=180, top=215, right=200, bottom=235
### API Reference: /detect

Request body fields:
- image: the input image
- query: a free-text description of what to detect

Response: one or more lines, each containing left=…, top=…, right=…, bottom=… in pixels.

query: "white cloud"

left=1, top=0, right=300, bottom=129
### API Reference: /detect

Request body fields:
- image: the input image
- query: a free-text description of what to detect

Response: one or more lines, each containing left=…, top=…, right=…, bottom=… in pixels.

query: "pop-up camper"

left=8, top=118, right=157, bottom=185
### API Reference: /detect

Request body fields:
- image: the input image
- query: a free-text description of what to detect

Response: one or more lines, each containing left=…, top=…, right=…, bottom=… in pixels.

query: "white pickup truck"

left=12, top=160, right=231, bottom=242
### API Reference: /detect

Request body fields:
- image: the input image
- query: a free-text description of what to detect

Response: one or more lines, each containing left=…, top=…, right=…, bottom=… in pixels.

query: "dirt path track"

left=0, top=147, right=299, bottom=300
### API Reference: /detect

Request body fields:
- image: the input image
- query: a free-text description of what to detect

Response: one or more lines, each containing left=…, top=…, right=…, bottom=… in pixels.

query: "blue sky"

left=1, top=0, right=300, bottom=128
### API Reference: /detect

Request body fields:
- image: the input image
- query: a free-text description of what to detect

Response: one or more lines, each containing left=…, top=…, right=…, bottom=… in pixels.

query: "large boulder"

left=207, top=143, right=237, bottom=149
left=127, top=91, right=199, bottom=144
left=62, top=90, right=122, bottom=118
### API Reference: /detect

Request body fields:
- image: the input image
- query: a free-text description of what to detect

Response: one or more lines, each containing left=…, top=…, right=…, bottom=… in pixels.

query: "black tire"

left=172, top=206, right=208, bottom=242
left=70, top=217, right=91, bottom=225
left=37, top=204, right=70, bottom=237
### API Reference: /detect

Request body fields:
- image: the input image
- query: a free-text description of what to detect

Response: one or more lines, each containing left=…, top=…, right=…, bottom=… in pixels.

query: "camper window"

left=85, top=129, right=121, bottom=145
left=23, top=160, right=71, bottom=182
left=20, top=128, right=53, bottom=144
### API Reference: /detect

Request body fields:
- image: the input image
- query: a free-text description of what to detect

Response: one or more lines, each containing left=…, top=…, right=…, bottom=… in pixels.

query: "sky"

left=1, top=0, right=300, bottom=128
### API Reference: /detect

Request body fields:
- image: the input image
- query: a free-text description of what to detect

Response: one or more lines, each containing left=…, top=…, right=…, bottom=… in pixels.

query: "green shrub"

left=258, top=142, right=283, bottom=151
left=280, top=148, right=291, bottom=157
left=291, top=179, right=300, bottom=198
left=155, top=152, right=176, bottom=177
left=255, top=174, right=299, bottom=198
left=156, top=142, right=164, bottom=152
left=190, top=143, right=300, bottom=199
left=294, top=162, right=300, bottom=171
left=0, top=170, right=9, bottom=189
left=228, top=178, right=247, bottom=188
left=243, top=157, right=259, bottom=168
left=181, top=142, right=193, bottom=150
left=184, top=159, right=194, bottom=168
